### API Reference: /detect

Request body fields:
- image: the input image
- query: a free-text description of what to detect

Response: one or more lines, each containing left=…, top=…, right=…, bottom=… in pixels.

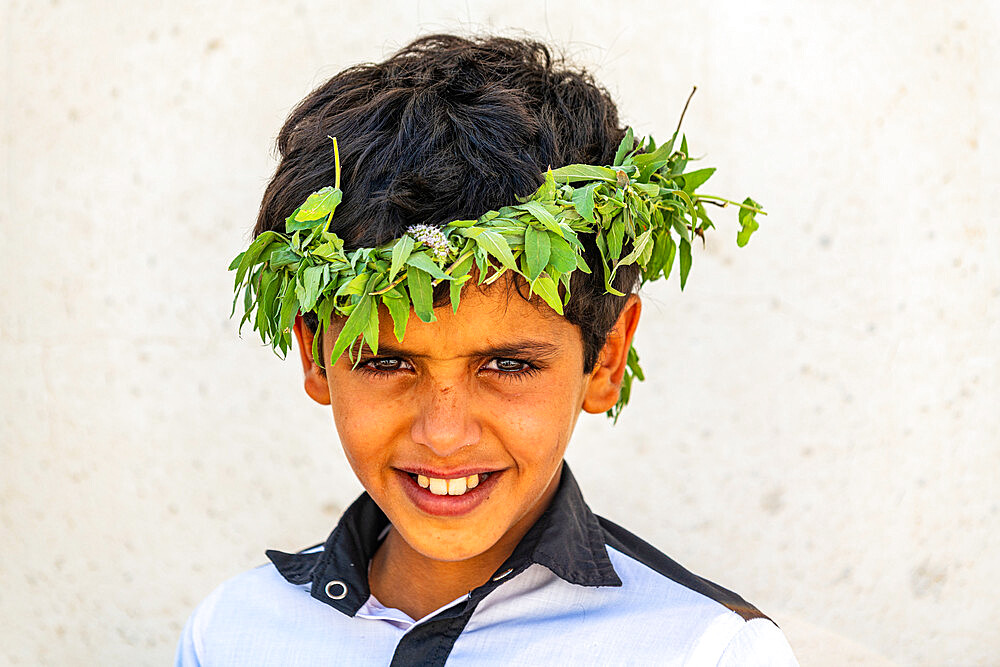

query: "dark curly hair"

left=255, top=34, right=639, bottom=372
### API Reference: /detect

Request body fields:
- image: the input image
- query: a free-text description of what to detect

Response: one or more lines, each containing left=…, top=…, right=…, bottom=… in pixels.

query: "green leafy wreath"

left=231, top=112, right=764, bottom=421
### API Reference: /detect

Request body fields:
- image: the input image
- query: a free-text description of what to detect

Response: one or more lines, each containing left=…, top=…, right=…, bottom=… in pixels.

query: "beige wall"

left=2, top=1, right=997, bottom=664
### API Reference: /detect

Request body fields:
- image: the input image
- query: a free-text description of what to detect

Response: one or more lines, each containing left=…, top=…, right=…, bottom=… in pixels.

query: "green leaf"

left=329, top=295, right=372, bottom=365
left=595, top=231, right=624, bottom=297
left=311, top=316, right=324, bottom=366
left=521, top=200, right=563, bottom=236
left=596, top=195, right=624, bottom=218
left=294, top=187, right=343, bottom=222
left=317, top=296, right=334, bottom=330
left=473, top=248, right=490, bottom=281
left=406, top=267, right=435, bottom=323
left=538, top=168, right=556, bottom=201
left=285, top=217, right=318, bottom=234
left=651, top=230, right=677, bottom=280
left=640, top=231, right=655, bottom=265
left=259, top=271, right=282, bottom=331
left=571, top=184, right=596, bottom=222
left=632, top=182, right=659, bottom=197
left=679, top=238, right=692, bottom=290
left=361, top=293, right=380, bottom=356
left=547, top=233, right=578, bottom=273
left=737, top=197, right=761, bottom=247
left=529, top=274, right=563, bottom=315
left=405, top=251, right=453, bottom=281
left=674, top=135, right=689, bottom=174
left=661, top=131, right=677, bottom=158
left=523, top=224, right=551, bottom=281
left=335, top=272, right=369, bottom=299
left=449, top=254, right=474, bottom=312
left=627, top=344, right=644, bottom=382
left=233, top=232, right=279, bottom=287
left=679, top=167, right=715, bottom=192
left=312, top=241, right=345, bottom=262
left=614, top=228, right=653, bottom=270
left=549, top=164, right=618, bottom=183
left=607, top=218, right=625, bottom=261
left=278, top=279, right=300, bottom=334
left=558, top=270, right=572, bottom=305
left=669, top=213, right=691, bottom=243
left=474, top=229, right=518, bottom=271
left=281, top=205, right=304, bottom=232
left=268, top=246, right=301, bottom=268
left=348, top=247, right=369, bottom=270
left=237, top=280, right=253, bottom=332
left=695, top=201, right=714, bottom=233
left=389, top=235, right=414, bottom=282
left=632, top=140, right=673, bottom=178
left=320, top=230, right=346, bottom=247
left=297, top=264, right=325, bottom=311
left=613, top=127, right=634, bottom=166
left=381, top=288, right=410, bottom=342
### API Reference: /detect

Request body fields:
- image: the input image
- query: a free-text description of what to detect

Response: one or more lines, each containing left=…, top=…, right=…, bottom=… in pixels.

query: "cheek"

left=326, top=376, right=406, bottom=469
left=489, top=375, right=582, bottom=462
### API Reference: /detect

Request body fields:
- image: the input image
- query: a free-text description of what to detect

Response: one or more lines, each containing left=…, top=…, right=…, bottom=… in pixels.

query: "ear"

left=582, top=295, right=642, bottom=414
left=292, top=315, right=332, bottom=406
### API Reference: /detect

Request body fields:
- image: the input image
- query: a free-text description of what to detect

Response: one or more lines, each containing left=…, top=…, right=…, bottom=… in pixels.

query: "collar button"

left=325, top=580, right=348, bottom=600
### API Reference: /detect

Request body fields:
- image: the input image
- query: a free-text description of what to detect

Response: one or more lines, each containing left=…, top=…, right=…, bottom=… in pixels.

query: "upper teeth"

left=416, top=473, right=486, bottom=496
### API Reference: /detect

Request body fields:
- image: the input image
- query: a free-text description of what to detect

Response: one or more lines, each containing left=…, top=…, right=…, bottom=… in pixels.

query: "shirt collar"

left=266, top=461, right=621, bottom=617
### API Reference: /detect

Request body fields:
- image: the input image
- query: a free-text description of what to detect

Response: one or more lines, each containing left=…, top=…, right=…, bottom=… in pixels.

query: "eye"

left=490, top=358, right=527, bottom=372
left=358, top=357, right=413, bottom=376
left=481, top=358, right=538, bottom=378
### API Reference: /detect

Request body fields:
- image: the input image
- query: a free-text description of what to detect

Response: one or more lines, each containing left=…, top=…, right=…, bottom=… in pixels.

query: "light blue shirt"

left=177, top=464, right=798, bottom=666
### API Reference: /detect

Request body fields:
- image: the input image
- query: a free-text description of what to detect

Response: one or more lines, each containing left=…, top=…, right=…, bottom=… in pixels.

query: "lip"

left=395, top=468, right=503, bottom=517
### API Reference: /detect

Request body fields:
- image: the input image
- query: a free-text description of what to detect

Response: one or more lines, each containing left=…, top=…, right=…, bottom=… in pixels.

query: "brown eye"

left=487, top=358, right=529, bottom=372
left=360, top=357, right=412, bottom=374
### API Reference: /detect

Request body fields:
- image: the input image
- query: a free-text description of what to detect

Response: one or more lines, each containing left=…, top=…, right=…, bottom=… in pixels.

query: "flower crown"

left=231, top=125, right=763, bottom=421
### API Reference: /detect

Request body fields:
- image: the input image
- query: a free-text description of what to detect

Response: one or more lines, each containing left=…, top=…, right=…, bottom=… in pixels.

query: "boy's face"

left=295, top=281, right=639, bottom=565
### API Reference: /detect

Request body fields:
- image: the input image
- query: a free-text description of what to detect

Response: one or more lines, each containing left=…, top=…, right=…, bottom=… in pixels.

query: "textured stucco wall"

left=2, top=1, right=997, bottom=665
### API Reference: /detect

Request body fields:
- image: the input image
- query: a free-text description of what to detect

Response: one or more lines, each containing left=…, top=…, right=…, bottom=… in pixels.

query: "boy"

left=178, top=34, right=797, bottom=665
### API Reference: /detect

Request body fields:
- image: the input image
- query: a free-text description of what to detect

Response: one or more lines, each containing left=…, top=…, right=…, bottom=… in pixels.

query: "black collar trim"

left=266, top=462, right=621, bottom=617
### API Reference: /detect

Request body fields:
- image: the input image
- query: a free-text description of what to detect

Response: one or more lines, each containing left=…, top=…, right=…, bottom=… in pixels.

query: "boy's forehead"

left=327, top=279, right=579, bottom=357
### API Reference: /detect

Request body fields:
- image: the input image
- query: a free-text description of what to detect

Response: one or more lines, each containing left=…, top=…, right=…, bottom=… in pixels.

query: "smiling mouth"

left=407, top=472, right=492, bottom=496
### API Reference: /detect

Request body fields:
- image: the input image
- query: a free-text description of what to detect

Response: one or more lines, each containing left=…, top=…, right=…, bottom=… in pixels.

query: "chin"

left=401, top=522, right=504, bottom=563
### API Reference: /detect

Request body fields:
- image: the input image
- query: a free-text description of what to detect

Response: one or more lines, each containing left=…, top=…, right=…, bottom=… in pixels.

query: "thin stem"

left=369, top=248, right=477, bottom=296
left=675, top=86, right=697, bottom=138
left=483, top=266, right=510, bottom=285
left=330, top=136, right=341, bottom=191
left=321, top=137, right=342, bottom=235
left=694, top=195, right=767, bottom=215
left=441, top=249, right=475, bottom=277
left=370, top=272, right=408, bottom=296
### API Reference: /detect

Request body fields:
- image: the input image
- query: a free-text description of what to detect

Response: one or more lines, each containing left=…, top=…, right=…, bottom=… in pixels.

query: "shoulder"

left=596, top=515, right=798, bottom=665
left=175, top=561, right=325, bottom=666
left=598, top=515, right=766, bottom=622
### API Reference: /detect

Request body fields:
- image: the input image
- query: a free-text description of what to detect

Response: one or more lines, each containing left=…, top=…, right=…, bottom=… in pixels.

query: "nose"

left=410, top=380, right=482, bottom=458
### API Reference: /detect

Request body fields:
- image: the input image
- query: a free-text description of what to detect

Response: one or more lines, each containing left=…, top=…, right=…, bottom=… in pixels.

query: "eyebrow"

left=363, top=339, right=562, bottom=360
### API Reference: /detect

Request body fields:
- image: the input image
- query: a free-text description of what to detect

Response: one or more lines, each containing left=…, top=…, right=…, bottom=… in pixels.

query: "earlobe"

left=582, top=295, right=642, bottom=414
left=292, top=316, right=332, bottom=406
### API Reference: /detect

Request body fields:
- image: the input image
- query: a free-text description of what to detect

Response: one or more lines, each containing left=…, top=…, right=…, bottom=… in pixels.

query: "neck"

left=368, top=529, right=506, bottom=620
left=368, top=473, right=561, bottom=621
